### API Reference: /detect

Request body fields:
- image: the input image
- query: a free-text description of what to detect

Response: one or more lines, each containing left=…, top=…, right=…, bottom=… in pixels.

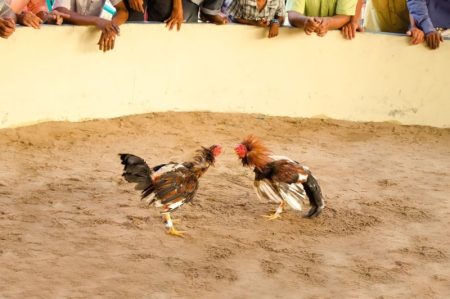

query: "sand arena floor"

left=0, top=112, right=449, bottom=298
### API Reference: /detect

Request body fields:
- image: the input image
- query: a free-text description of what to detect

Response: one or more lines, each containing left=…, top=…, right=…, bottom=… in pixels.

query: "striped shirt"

left=228, top=0, right=285, bottom=21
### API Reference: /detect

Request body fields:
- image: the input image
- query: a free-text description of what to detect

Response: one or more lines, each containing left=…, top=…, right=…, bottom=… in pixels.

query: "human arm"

left=406, top=14, right=424, bottom=45
left=128, top=0, right=144, bottom=13
left=268, top=0, right=285, bottom=38
left=0, top=12, right=16, bottom=38
left=407, top=0, right=442, bottom=49
left=232, top=17, right=267, bottom=26
left=165, top=0, right=183, bottom=31
left=341, top=0, right=364, bottom=39
left=314, top=15, right=351, bottom=36
left=17, top=10, right=42, bottom=28
left=407, top=0, right=434, bottom=35
left=97, top=1, right=128, bottom=51
left=288, top=11, right=322, bottom=35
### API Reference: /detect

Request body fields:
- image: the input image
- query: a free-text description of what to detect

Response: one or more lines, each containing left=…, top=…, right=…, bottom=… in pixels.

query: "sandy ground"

left=0, top=112, right=449, bottom=299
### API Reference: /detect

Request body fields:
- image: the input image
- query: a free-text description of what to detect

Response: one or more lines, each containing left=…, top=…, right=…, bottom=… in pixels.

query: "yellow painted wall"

left=0, top=24, right=449, bottom=128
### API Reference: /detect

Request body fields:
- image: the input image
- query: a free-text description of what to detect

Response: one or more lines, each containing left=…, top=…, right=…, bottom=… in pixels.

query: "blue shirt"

left=407, top=0, right=450, bottom=34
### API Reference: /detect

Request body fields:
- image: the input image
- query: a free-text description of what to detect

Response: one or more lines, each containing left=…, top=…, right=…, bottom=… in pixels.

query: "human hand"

left=268, top=22, right=279, bottom=38
left=304, top=17, right=319, bottom=35
left=19, top=11, right=43, bottom=29
left=96, top=19, right=120, bottom=35
left=341, top=21, right=363, bottom=40
left=315, top=17, right=329, bottom=37
left=406, top=27, right=424, bottom=45
left=38, top=10, right=70, bottom=25
left=0, top=18, right=15, bottom=38
left=98, top=30, right=116, bottom=52
left=165, top=7, right=183, bottom=31
left=256, top=18, right=268, bottom=27
left=129, top=0, right=145, bottom=13
left=425, top=31, right=443, bottom=49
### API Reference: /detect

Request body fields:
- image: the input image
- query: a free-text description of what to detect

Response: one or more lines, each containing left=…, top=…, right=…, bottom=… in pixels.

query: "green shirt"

left=286, top=0, right=357, bottom=17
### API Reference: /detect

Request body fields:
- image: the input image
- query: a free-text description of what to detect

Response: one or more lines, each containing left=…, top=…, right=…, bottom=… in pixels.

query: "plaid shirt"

left=228, top=0, right=285, bottom=21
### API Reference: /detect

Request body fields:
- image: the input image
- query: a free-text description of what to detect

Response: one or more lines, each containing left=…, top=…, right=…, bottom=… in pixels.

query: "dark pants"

left=125, top=0, right=223, bottom=22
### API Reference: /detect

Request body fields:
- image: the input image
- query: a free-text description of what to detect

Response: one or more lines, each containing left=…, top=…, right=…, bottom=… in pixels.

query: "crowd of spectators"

left=0, top=0, right=448, bottom=51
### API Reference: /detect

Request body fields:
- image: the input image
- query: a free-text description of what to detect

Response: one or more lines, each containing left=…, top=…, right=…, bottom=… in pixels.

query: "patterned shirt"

left=228, top=0, right=285, bottom=21
left=53, top=0, right=122, bottom=16
left=286, top=0, right=357, bottom=17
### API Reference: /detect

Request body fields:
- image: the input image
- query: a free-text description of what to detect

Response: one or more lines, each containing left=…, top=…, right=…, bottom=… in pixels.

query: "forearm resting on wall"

left=287, top=11, right=309, bottom=28
left=112, top=2, right=129, bottom=26
left=54, top=7, right=100, bottom=26
left=324, top=15, right=351, bottom=29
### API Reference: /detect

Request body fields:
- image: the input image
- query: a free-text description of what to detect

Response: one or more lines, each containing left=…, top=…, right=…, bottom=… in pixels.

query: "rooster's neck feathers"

left=241, top=136, right=272, bottom=169
left=184, top=147, right=216, bottom=178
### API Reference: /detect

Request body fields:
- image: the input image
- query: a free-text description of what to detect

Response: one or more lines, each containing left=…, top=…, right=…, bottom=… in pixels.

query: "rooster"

left=234, top=136, right=324, bottom=219
left=119, top=144, right=222, bottom=236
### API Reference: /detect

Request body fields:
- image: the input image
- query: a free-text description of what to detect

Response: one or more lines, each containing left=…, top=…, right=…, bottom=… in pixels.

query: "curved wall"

left=0, top=24, right=449, bottom=128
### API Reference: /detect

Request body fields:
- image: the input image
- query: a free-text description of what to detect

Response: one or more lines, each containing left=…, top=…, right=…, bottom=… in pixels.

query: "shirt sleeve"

left=286, top=0, right=305, bottom=14
left=227, top=0, right=242, bottom=18
left=275, top=0, right=285, bottom=17
left=336, top=0, right=357, bottom=16
left=27, top=0, right=48, bottom=14
left=407, top=0, right=435, bottom=34
left=53, top=0, right=72, bottom=10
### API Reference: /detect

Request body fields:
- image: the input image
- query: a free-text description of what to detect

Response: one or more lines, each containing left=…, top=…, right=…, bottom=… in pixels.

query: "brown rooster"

left=119, top=145, right=222, bottom=236
left=234, top=136, right=324, bottom=219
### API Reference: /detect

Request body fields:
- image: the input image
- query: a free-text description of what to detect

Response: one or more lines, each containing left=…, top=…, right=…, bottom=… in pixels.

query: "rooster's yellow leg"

left=262, top=201, right=285, bottom=220
left=162, top=213, right=186, bottom=237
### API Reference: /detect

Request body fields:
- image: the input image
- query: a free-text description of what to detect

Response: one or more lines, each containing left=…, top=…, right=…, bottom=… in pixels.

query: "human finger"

left=137, top=0, right=144, bottom=13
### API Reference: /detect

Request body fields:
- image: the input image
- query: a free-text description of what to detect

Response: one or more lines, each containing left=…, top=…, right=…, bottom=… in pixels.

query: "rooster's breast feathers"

left=253, top=156, right=309, bottom=211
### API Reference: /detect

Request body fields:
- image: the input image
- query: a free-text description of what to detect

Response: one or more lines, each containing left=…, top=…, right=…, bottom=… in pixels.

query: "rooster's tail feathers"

left=119, top=153, right=153, bottom=191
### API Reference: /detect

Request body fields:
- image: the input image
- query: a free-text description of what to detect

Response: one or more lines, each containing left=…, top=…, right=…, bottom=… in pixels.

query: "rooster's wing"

left=254, top=158, right=308, bottom=211
left=143, top=165, right=199, bottom=213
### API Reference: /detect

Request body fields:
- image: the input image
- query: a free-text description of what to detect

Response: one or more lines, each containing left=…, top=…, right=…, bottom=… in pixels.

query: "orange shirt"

left=9, top=0, right=48, bottom=14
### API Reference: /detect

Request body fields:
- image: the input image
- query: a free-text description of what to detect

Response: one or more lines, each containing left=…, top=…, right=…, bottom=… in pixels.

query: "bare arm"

left=349, top=0, right=363, bottom=27
left=54, top=7, right=104, bottom=27
left=233, top=17, right=267, bottom=27
left=165, top=0, right=183, bottom=31
left=341, top=0, right=363, bottom=39
left=112, top=1, right=129, bottom=26
left=320, top=15, right=351, bottom=30
left=287, top=11, right=309, bottom=28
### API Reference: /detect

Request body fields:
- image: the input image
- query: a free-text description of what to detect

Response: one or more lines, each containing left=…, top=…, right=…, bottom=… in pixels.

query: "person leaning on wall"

left=407, top=0, right=450, bottom=50
left=53, top=0, right=129, bottom=52
left=11, top=0, right=67, bottom=28
left=0, top=0, right=16, bottom=38
left=342, top=0, right=424, bottom=45
left=227, top=0, right=285, bottom=39
left=124, top=0, right=228, bottom=30
left=287, top=0, right=358, bottom=37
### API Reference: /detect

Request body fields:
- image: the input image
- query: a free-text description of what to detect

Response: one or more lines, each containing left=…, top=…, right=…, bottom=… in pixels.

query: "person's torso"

left=427, top=0, right=450, bottom=29
left=237, top=0, right=281, bottom=20
left=304, top=0, right=339, bottom=17
left=75, top=0, right=106, bottom=16
left=365, top=0, right=410, bottom=33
